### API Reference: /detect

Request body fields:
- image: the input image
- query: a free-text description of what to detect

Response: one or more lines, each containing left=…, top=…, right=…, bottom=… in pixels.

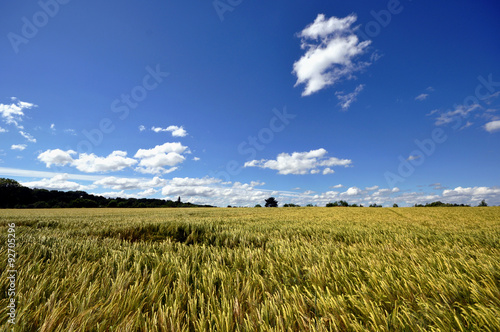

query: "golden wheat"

left=1, top=207, right=499, bottom=331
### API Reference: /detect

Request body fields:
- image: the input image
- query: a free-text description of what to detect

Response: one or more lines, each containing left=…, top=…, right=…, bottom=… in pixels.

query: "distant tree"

left=283, top=203, right=300, bottom=207
left=306, top=204, right=314, bottom=207
left=107, top=200, right=118, bottom=208
left=69, top=198, right=98, bottom=208
left=265, top=197, right=278, bottom=207
left=0, top=178, right=22, bottom=188
left=478, top=200, right=488, bottom=207
left=33, top=201, right=49, bottom=209
left=227, top=205, right=232, bottom=208
left=327, top=201, right=350, bottom=207
left=393, top=203, right=399, bottom=208
left=369, top=203, right=382, bottom=207
left=254, top=204, right=262, bottom=208
left=177, top=196, right=181, bottom=204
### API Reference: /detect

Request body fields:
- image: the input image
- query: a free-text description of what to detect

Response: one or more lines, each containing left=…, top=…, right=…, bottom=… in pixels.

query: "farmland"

left=1, top=207, right=499, bottom=331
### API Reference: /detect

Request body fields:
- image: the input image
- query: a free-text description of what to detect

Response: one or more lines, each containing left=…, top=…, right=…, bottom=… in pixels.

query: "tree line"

left=257, top=197, right=488, bottom=208
left=0, top=178, right=213, bottom=209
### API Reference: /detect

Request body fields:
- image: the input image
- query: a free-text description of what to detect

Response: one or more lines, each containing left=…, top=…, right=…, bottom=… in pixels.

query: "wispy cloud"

left=0, top=98, right=37, bottom=128
left=19, top=130, right=36, bottom=143
left=415, top=93, right=428, bottom=101
left=435, top=104, right=481, bottom=126
left=335, top=84, right=364, bottom=110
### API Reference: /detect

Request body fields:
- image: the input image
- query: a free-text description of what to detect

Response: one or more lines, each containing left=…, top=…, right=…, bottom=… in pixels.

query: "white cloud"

left=331, top=184, right=343, bottom=188
left=134, top=142, right=187, bottom=159
left=94, top=176, right=166, bottom=190
left=322, top=168, right=334, bottom=175
left=72, top=151, right=137, bottom=173
left=64, top=129, right=77, bottom=136
left=365, top=185, right=379, bottom=191
left=244, top=148, right=352, bottom=175
left=193, top=157, right=200, bottom=161
left=19, top=130, right=36, bottom=143
left=11, top=144, right=27, bottom=151
left=21, top=174, right=95, bottom=191
left=38, top=149, right=137, bottom=173
left=484, top=120, right=500, bottom=133
left=151, top=125, right=187, bottom=137
left=335, top=84, right=364, bottom=110
left=442, top=186, right=500, bottom=205
left=139, top=125, right=146, bottom=132
left=0, top=98, right=37, bottom=128
left=435, top=104, right=481, bottom=126
left=293, top=14, right=371, bottom=96
left=415, top=93, right=428, bottom=101
left=38, top=149, right=76, bottom=167
left=134, top=142, right=188, bottom=174
left=407, top=155, right=421, bottom=161
left=0, top=167, right=105, bottom=181
left=344, top=186, right=362, bottom=196
left=50, top=123, right=55, bottom=130
left=0, top=127, right=7, bottom=133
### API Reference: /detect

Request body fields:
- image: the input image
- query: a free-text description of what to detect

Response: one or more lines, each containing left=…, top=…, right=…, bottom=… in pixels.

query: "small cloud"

left=193, top=157, right=200, bottom=161
left=151, top=125, right=187, bottom=137
left=484, top=120, right=500, bottom=133
left=407, top=155, right=421, bottom=161
left=426, top=86, right=435, bottom=92
left=365, top=185, right=379, bottom=191
left=139, top=125, right=146, bottom=132
left=11, top=144, right=27, bottom=151
left=64, top=129, right=77, bottom=136
left=19, top=131, right=36, bottom=143
left=426, top=109, right=439, bottom=116
left=331, top=184, right=343, bottom=188
left=322, top=168, right=334, bottom=175
left=0, top=127, right=7, bottom=133
left=415, top=93, right=428, bottom=101
left=50, top=124, right=55, bottom=130
left=335, top=84, right=364, bottom=111
left=459, top=121, right=473, bottom=130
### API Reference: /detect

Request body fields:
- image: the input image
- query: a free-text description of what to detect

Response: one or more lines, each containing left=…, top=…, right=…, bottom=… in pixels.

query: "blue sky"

left=1, top=0, right=499, bottom=206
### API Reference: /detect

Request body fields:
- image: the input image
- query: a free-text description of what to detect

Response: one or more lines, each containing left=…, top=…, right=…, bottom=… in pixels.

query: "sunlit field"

left=1, top=207, right=499, bottom=331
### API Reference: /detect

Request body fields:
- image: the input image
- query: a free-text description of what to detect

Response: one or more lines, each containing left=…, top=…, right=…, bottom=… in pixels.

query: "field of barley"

left=1, top=207, right=499, bottom=331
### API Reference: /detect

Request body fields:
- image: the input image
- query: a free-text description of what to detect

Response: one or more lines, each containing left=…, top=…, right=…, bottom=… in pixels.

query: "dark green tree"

left=265, top=197, right=278, bottom=207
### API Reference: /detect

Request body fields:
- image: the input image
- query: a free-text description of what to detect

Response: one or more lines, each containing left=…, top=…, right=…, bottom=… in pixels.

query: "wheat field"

left=1, top=207, right=499, bottom=331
